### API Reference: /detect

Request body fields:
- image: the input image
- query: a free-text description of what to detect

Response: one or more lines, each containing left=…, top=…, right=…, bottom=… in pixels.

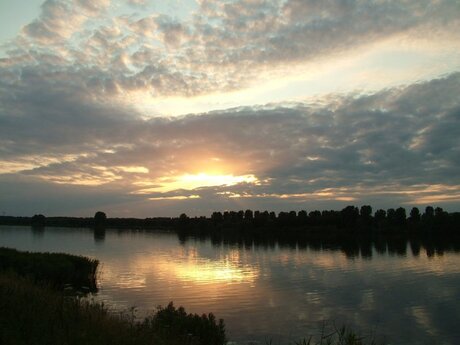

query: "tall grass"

left=0, top=247, right=98, bottom=292
left=0, top=273, right=226, bottom=345
left=0, top=248, right=226, bottom=345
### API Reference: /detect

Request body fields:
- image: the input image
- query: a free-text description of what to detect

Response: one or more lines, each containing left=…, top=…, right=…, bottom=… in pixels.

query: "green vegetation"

left=0, top=247, right=98, bottom=292
left=0, top=274, right=226, bottom=345
left=0, top=248, right=226, bottom=345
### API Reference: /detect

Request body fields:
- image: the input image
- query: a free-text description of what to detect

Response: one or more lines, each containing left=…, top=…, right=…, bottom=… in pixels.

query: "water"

left=1, top=225, right=459, bottom=345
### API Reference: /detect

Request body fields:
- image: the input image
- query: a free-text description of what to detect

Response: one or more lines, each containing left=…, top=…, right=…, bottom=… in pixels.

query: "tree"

left=211, top=212, right=223, bottom=223
left=387, top=208, right=396, bottom=225
left=422, top=206, right=434, bottom=224
left=409, top=207, right=421, bottom=223
left=179, top=213, right=189, bottom=226
left=244, top=209, right=253, bottom=220
left=360, top=205, right=372, bottom=218
left=31, top=214, right=46, bottom=227
left=298, top=210, right=308, bottom=224
left=341, top=206, right=359, bottom=227
left=374, top=209, right=386, bottom=224
left=94, top=211, right=107, bottom=227
left=434, top=207, right=448, bottom=226
left=309, top=210, right=321, bottom=225
left=395, top=207, right=407, bottom=226
left=360, top=205, right=373, bottom=226
left=424, top=206, right=434, bottom=218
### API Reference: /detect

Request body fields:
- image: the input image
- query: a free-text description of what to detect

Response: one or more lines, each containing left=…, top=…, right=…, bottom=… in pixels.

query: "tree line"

left=0, top=205, right=458, bottom=236
left=177, top=205, right=459, bottom=231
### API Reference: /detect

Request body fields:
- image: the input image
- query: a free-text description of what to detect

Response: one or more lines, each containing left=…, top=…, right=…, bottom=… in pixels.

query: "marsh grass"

left=0, top=248, right=226, bottom=345
left=0, top=273, right=226, bottom=345
left=0, top=247, right=98, bottom=292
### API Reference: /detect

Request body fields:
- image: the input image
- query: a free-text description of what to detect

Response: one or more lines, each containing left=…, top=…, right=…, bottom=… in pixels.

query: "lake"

left=0, top=225, right=459, bottom=345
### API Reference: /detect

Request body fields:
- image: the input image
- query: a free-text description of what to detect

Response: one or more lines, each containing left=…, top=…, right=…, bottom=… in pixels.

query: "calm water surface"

left=1, top=226, right=459, bottom=345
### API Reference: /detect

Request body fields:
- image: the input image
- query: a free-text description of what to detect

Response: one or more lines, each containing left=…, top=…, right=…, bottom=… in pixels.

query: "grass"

left=0, top=247, right=98, bottom=292
left=0, top=247, right=226, bottom=345
left=0, top=273, right=226, bottom=345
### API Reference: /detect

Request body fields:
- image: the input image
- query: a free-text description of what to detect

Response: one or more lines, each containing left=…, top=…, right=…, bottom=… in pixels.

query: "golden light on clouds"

left=0, top=154, right=84, bottom=174
left=148, top=195, right=200, bottom=201
left=137, top=173, right=259, bottom=194
left=116, top=166, right=149, bottom=173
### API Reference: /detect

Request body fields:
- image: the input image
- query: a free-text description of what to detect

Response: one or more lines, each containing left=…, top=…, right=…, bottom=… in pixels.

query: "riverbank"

left=0, top=248, right=226, bottom=345
left=0, top=247, right=98, bottom=292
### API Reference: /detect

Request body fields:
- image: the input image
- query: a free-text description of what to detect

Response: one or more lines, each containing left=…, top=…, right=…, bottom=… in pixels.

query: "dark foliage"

left=141, top=302, right=226, bottom=345
left=1, top=205, right=459, bottom=242
left=0, top=274, right=226, bottom=345
left=0, top=247, right=98, bottom=292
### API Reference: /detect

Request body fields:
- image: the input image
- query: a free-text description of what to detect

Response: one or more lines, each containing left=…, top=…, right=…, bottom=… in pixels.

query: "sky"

left=0, top=0, right=459, bottom=217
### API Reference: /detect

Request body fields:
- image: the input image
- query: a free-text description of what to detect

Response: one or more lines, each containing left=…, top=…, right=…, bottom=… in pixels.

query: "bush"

left=141, top=302, right=226, bottom=345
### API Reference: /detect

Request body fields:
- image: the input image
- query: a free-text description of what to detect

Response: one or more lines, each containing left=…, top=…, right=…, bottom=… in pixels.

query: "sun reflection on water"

left=157, top=248, right=259, bottom=285
left=100, top=247, right=260, bottom=292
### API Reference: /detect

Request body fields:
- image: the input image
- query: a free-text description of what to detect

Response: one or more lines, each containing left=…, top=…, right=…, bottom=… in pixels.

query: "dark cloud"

left=1, top=71, right=459, bottom=215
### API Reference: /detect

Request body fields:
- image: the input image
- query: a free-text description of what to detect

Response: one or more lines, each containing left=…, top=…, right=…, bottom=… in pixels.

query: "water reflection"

left=186, top=232, right=460, bottom=260
left=31, top=225, right=45, bottom=238
left=0, top=226, right=459, bottom=345
left=93, top=228, right=106, bottom=243
left=164, top=249, right=259, bottom=284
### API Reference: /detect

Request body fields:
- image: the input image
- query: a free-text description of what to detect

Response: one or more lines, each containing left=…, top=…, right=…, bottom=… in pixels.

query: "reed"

left=0, top=273, right=226, bottom=345
left=0, top=247, right=98, bottom=292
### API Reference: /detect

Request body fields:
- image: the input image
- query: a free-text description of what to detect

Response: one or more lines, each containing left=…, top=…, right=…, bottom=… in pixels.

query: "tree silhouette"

left=244, top=209, right=253, bottom=220
left=373, top=209, right=386, bottom=228
left=360, top=205, right=372, bottom=218
left=31, top=214, right=46, bottom=227
left=211, top=212, right=223, bottom=223
left=341, top=206, right=359, bottom=227
left=94, top=211, right=107, bottom=227
left=395, top=207, right=407, bottom=226
left=387, top=208, right=396, bottom=225
left=409, top=207, right=421, bottom=223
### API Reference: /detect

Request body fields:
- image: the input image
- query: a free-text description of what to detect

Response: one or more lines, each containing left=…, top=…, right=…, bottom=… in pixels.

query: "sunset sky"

left=1, top=0, right=459, bottom=217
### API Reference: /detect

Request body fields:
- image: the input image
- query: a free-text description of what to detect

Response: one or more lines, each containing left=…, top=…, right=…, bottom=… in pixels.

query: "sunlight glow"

left=164, top=249, right=259, bottom=284
left=148, top=195, right=200, bottom=201
left=115, top=166, right=149, bottom=173
left=173, top=260, right=258, bottom=284
left=112, top=249, right=260, bottom=288
left=138, top=173, right=259, bottom=193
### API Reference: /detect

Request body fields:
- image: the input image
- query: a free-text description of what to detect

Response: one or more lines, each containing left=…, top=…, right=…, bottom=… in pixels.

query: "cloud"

left=127, top=0, right=148, bottom=7
left=19, top=0, right=111, bottom=45
left=2, top=0, right=458, bottom=99
left=0, top=0, right=459, bottom=216
left=1, top=70, right=459, bottom=215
